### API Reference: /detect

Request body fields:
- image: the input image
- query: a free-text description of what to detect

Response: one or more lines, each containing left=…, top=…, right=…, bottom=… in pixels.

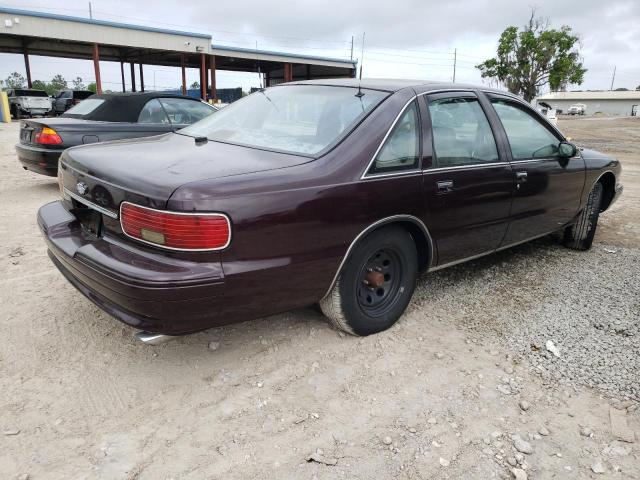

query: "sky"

left=1, top=0, right=639, bottom=95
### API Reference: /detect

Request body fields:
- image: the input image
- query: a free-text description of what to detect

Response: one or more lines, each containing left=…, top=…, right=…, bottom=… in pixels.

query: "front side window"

left=368, top=101, right=420, bottom=175
left=428, top=96, right=499, bottom=168
left=180, top=85, right=388, bottom=156
left=491, top=99, right=561, bottom=159
left=138, top=99, right=170, bottom=124
left=159, top=98, right=215, bottom=125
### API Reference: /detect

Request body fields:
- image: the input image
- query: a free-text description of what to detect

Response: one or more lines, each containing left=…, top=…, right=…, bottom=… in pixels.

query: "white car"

left=568, top=103, right=586, bottom=115
left=6, top=88, right=52, bottom=119
left=537, top=101, right=558, bottom=126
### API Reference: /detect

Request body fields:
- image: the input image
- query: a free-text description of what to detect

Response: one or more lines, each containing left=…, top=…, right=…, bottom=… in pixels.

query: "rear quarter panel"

left=167, top=88, right=423, bottom=322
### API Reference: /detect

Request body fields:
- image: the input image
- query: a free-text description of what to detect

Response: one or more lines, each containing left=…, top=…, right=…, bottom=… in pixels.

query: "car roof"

left=286, top=78, right=516, bottom=97
left=63, top=92, right=205, bottom=122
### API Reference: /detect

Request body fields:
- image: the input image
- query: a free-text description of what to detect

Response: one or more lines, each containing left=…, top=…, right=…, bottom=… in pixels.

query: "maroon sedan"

left=38, top=79, right=623, bottom=343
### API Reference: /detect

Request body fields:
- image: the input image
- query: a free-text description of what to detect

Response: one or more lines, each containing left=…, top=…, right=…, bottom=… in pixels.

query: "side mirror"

left=558, top=141, right=577, bottom=158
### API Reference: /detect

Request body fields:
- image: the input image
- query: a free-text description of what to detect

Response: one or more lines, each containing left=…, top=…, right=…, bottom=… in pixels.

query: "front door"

left=487, top=95, right=585, bottom=246
left=422, top=92, right=514, bottom=266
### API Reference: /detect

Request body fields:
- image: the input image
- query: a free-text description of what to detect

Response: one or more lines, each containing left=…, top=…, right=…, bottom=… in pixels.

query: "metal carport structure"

left=0, top=7, right=356, bottom=101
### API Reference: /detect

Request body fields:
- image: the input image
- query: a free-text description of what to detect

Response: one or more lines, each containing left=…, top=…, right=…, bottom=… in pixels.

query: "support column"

left=139, top=64, right=145, bottom=92
left=92, top=43, right=102, bottom=94
left=130, top=62, right=136, bottom=92
left=284, top=62, right=293, bottom=82
left=181, top=54, right=187, bottom=95
left=23, top=49, right=32, bottom=88
left=200, top=53, right=207, bottom=101
left=120, top=61, right=126, bottom=92
left=265, top=70, right=270, bottom=88
left=209, top=55, right=216, bottom=101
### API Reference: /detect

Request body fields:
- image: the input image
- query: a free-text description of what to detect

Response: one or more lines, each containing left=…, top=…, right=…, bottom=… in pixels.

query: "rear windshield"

left=14, top=89, right=48, bottom=97
left=63, top=98, right=105, bottom=117
left=73, top=91, right=94, bottom=100
left=180, top=85, right=388, bottom=156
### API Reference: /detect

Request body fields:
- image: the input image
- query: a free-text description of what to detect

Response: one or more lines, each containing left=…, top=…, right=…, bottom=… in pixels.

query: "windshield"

left=15, top=89, right=48, bottom=97
left=180, top=85, right=388, bottom=156
left=63, top=98, right=105, bottom=117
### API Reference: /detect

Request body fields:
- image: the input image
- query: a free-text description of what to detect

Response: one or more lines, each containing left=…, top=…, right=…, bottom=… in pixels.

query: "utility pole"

left=610, top=65, right=616, bottom=91
left=88, top=2, right=93, bottom=19
left=350, top=36, right=354, bottom=61
left=359, top=32, right=365, bottom=80
left=453, top=48, right=457, bottom=83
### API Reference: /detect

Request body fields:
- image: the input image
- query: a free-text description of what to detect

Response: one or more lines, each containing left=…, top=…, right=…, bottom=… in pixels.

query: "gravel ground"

left=419, top=239, right=640, bottom=401
left=1, top=116, right=639, bottom=479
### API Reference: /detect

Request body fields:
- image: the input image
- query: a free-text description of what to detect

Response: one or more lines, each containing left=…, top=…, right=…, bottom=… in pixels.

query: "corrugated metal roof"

left=211, top=44, right=356, bottom=66
left=537, top=90, right=640, bottom=100
left=0, top=7, right=212, bottom=38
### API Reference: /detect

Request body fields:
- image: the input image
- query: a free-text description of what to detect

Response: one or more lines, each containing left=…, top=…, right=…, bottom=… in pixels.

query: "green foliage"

left=477, top=11, right=586, bottom=101
left=87, top=82, right=97, bottom=93
left=5, top=72, right=26, bottom=89
left=49, top=74, right=68, bottom=94
left=31, top=79, right=51, bottom=95
left=190, top=81, right=200, bottom=89
left=72, top=77, right=85, bottom=89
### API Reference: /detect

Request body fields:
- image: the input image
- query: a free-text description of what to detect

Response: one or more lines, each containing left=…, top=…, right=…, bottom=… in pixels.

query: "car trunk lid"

left=61, top=132, right=312, bottom=208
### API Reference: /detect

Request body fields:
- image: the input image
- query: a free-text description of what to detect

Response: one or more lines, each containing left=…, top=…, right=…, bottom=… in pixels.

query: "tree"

left=49, top=74, right=68, bottom=94
left=72, top=77, right=85, bottom=90
left=5, top=72, right=26, bottom=89
left=31, top=79, right=48, bottom=93
left=190, top=81, right=200, bottom=89
left=476, top=11, right=586, bottom=102
left=87, top=82, right=97, bottom=93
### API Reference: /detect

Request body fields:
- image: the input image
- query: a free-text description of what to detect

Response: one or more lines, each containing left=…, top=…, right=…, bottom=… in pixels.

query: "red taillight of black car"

left=35, top=127, right=63, bottom=145
left=120, top=202, right=231, bottom=251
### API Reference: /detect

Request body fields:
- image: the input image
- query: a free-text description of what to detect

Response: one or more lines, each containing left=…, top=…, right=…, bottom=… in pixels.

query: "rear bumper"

left=16, top=143, right=62, bottom=176
left=38, top=201, right=226, bottom=335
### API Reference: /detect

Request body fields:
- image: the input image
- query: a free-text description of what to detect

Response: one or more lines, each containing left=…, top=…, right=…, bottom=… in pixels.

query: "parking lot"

left=1, top=116, right=638, bottom=479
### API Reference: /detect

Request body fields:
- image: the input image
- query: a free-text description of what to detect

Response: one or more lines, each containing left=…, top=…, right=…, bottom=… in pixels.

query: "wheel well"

left=598, top=172, right=616, bottom=212
left=395, top=220, right=431, bottom=272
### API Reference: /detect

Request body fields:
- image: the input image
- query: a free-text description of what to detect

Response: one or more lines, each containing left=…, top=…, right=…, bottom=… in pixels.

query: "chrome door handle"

left=515, top=171, right=528, bottom=183
left=436, top=180, right=454, bottom=193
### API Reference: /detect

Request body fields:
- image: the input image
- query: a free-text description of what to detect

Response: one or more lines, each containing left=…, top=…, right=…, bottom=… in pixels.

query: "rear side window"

left=491, top=99, right=561, bottom=159
left=368, top=101, right=420, bottom=175
left=138, top=99, right=170, bottom=124
left=158, top=98, right=215, bottom=125
left=428, top=97, right=499, bottom=168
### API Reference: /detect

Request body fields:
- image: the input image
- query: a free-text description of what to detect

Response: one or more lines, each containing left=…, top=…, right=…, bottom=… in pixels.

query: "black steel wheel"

left=320, top=225, right=418, bottom=336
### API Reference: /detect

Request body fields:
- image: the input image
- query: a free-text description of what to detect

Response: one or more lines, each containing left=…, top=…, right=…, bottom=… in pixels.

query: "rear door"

left=421, top=92, right=513, bottom=266
left=486, top=94, right=585, bottom=245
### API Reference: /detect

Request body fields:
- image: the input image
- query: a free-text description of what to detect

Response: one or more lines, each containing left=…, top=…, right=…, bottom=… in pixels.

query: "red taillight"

left=35, top=127, right=63, bottom=145
left=120, top=202, right=231, bottom=251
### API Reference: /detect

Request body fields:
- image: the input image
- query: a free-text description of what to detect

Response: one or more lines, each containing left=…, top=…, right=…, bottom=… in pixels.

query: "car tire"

left=564, top=182, right=603, bottom=251
left=320, top=225, right=418, bottom=336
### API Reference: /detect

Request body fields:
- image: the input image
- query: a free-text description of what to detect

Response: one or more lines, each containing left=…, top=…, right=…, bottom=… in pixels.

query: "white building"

left=534, top=91, right=640, bottom=116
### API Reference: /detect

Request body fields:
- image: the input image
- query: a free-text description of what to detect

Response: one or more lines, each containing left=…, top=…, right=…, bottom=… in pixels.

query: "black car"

left=52, top=89, right=94, bottom=115
left=16, top=92, right=217, bottom=176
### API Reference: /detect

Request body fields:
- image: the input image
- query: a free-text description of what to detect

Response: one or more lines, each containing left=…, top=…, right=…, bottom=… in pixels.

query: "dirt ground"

left=0, top=116, right=638, bottom=480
